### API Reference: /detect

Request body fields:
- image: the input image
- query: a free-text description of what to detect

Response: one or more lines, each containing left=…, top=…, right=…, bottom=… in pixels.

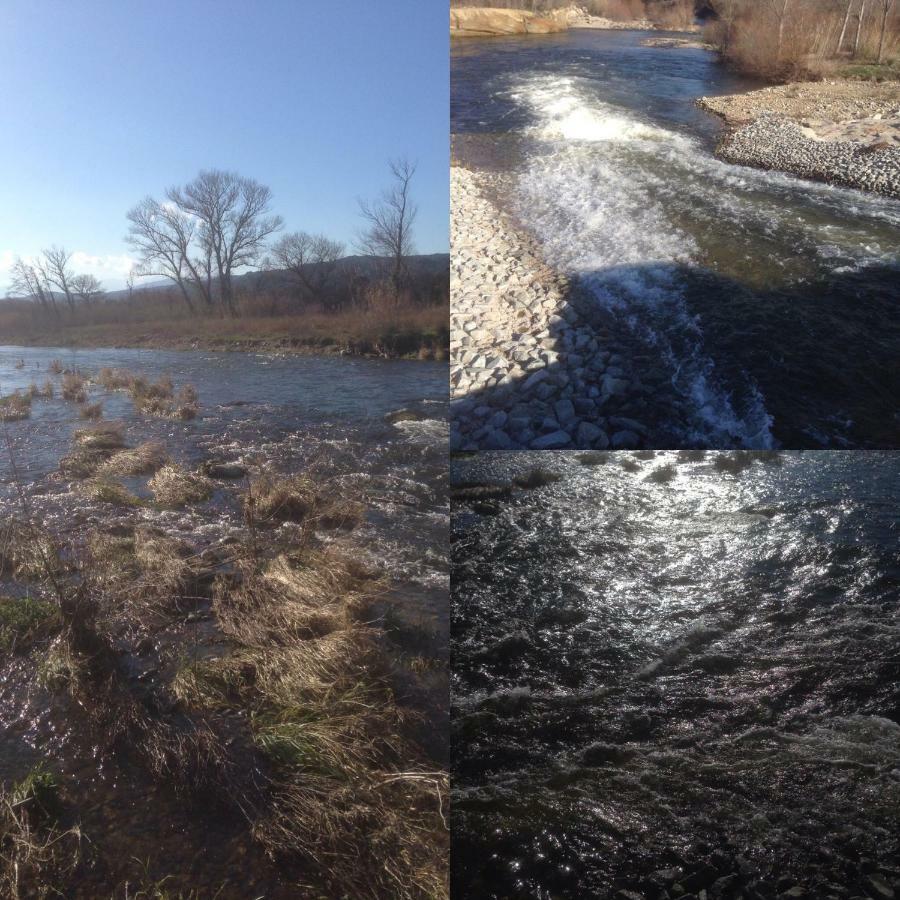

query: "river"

left=0, top=345, right=449, bottom=895
left=452, top=30, right=900, bottom=449
left=451, top=450, right=900, bottom=898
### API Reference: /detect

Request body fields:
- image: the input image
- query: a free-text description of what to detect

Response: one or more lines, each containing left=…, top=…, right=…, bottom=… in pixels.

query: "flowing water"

left=0, top=345, right=449, bottom=895
left=451, top=451, right=900, bottom=898
left=452, top=31, right=900, bottom=449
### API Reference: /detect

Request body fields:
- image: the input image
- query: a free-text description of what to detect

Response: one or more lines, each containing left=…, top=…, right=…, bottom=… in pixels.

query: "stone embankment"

left=450, top=166, right=648, bottom=452
left=699, top=81, right=900, bottom=197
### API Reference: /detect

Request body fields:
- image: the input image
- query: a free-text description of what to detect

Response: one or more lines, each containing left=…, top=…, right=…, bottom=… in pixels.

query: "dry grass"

left=129, top=376, right=200, bottom=420
left=0, top=522, right=62, bottom=582
left=60, top=373, right=87, bottom=403
left=196, top=549, right=448, bottom=899
left=0, top=770, right=82, bottom=900
left=59, top=423, right=128, bottom=479
left=95, top=441, right=168, bottom=477
left=78, top=401, right=103, bottom=421
left=75, top=478, right=142, bottom=507
left=148, top=465, right=214, bottom=508
left=0, top=392, right=32, bottom=422
left=247, top=474, right=365, bottom=531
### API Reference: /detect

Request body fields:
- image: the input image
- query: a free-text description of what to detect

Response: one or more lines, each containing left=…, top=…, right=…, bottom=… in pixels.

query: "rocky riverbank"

left=700, top=81, right=900, bottom=197
left=450, top=166, right=650, bottom=452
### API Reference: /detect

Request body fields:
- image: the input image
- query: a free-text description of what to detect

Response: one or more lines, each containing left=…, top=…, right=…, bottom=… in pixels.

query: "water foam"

left=511, top=75, right=775, bottom=447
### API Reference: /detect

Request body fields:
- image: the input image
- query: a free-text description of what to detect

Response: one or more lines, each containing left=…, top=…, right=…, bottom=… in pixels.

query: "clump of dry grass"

left=59, top=423, right=128, bottom=479
left=30, top=380, right=55, bottom=400
left=194, top=549, right=447, bottom=899
left=76, top=478, right=142, bottom=507
left=74, top=422, right=126, bottom=451
left=60, top=373, right=87, bottom=403
left=97, top=367, right=135, bottom=391
left=129, top=376, right=200, bottom=420
left=576, top=451, right=608, bottom=466
left=0, top=769, right=83, bottom=898
left=647, top=463, right=677, bottom=484
left=95, top=441, right=168, bottom=477
left=246, top=475, right=364, bottom=531
left=0, top=522, right=62, bottom=582
left=78, top=401, right=103, bottom=421
left=0, top=392, right=31, bottom=422
left=148, top=465, right=213, bottom=508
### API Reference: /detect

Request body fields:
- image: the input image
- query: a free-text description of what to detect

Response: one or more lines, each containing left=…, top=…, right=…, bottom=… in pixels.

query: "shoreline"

left=0, top=323, right=449, bottom=361
left=699, top=81, right=900, bottom=197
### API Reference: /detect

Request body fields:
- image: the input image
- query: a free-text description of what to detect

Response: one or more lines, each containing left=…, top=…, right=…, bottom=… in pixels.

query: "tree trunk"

left=854, top=0, right=867, bottom=56
left=837, top=0, right=854, bottom=53
left=877, top=4, right=889, bottom=62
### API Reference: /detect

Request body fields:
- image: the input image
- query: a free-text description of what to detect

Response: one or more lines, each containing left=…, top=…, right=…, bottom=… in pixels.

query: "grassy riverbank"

left=0, top=305, right=449, bottom=360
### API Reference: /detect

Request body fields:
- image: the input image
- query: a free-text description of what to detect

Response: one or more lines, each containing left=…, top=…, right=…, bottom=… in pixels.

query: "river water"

left=452, top=30, right=900, bottom=449
left=452, top=450, right=900, bottom=897
left=0, top=345, right=449, bottom=895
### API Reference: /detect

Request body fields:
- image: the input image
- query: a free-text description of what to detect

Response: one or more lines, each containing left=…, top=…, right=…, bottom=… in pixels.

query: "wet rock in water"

left=579, top=741, right=633, bottom=766
left=486, top=630, right=533, bottom=661
left=452, top=482, right=513, bottom=502
left=201, top=460, right=248, bottom=479
left=385, top=408, right=426, bottom=424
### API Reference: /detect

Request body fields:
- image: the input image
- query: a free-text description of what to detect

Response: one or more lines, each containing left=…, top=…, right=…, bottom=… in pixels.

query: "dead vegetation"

left=0, top=768, right=82, bottom=899
left=246, top=474, right=365, bottom=530
left=148, top=465, right=214, bottom=508
left=0, top=392, right=32, bottom=422
left=60, top=373, right=87, bottom=403
left=59, top=423, right=127, bottom=479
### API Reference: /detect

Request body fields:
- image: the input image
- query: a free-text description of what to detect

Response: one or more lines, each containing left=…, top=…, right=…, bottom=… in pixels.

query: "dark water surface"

left=1, top=346, right=449, bottom=896
left=452, top=30, right=900, bottom=448
left=452, top=451, right=900, bottom=898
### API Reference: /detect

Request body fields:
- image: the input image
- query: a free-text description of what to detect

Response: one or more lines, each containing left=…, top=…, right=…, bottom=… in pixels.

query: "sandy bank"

left=699, top=81, right=900, bottom=197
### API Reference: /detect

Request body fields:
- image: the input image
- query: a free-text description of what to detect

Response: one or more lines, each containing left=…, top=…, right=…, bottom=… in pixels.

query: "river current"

left=452, top=30, right=900, bottom=449
left=451, top=450, right=900, bottom=897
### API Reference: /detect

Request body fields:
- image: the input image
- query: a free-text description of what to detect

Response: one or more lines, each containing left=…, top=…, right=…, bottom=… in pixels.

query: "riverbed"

left=451, top=29, right=900, bottom=449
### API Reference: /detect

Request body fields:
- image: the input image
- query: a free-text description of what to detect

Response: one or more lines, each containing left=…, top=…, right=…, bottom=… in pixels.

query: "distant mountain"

left=103, top=253, right=449, bottom=300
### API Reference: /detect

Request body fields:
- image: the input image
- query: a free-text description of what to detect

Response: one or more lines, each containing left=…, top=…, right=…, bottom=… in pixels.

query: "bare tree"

left=126, top=196, right=209, bottom=313
left=710, top=0, right=745, bottom=50
left=854, top=0, right=869, bottom=55
left=42, top=246, right=76, bottom=313
left=166, top=170, right=283, bottom=316
left=71, top=273, right=104, bottom=305
left=7, top=257, right=58, bottom=316
left=875, top=0, right=896, bottom=61
left=270, top=231, right=346, bottom=308
left=836, top=0, right=855, bottom=52
left=765, top=0, right=792, bottom=62
left=357, top=158, right=418, bottom=298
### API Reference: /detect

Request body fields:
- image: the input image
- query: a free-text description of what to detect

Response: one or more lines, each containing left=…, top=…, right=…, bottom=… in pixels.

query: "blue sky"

left=0, top=0, right=449, bottom=291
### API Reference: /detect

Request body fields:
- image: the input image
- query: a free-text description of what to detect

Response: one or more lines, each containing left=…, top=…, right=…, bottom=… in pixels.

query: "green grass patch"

left=0, top=596, right=58, bottom=652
